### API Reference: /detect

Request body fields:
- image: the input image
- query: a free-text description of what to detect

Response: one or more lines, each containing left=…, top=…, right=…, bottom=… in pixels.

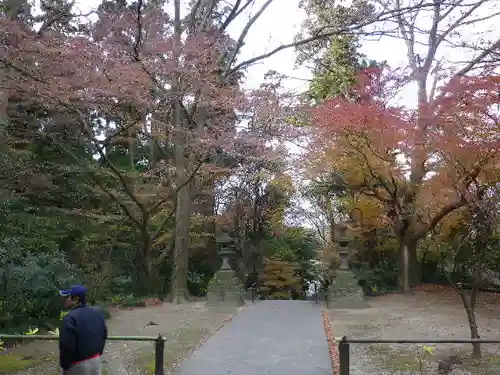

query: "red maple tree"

left=0, top=3, right=291, bottom=301
left=307, top=66, right=500, bottom=292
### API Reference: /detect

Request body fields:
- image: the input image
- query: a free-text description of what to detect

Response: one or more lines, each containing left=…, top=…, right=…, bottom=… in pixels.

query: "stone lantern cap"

left=333, top=223, right=351, bottom=245
left=216, top=232, right=235, bottom=257
left=216, top=232, right=233, bottom=244
left=215, top=233, right=235, bottom=269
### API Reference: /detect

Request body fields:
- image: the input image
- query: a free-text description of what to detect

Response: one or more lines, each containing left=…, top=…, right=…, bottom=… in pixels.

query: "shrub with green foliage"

left=0, top=239, right=78, bottom=329
left=354, top=258, right=399, bottom=295
left=258, top=226, right=319, bottom=299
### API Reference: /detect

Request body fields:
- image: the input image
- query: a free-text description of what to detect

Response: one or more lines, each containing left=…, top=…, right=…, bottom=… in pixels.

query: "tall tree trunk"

left=459, top=287, right=481, bottom=359
left=329, top=214, right=336, bottom=243
left=0, top=61, right=9, bottom=146
left=366, top=229, right=377, bottom=267
left=133, top=235, right=155, bottom=295
left=407, top=238, right=420, bottom=286
left=142, top=236, right=158, bottom=293
left=0, top=85, right=7, bottom=123
left=170, top=182, right=192, bottom=303
left=398, top=239, right=411, bottom=293
left=204, top=188, right=218, bottom=271
left=398, top=235, right=420, bottom=293
left=128, top=127, right=134, bottom=169
left=252, top=180, right=260, bottom=232
left=0, top=0, right=21, bottom=136
left=168, top=0, right=191, bottom=304
left=466, top=244, right=482, bottom=359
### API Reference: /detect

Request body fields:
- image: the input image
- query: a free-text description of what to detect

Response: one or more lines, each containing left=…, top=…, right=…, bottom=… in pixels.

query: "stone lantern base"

left=206, top=268, right=245, bottom=307
left=206, top=235, right=245, bottom=307
left=326, top=270, right=367, bottom=309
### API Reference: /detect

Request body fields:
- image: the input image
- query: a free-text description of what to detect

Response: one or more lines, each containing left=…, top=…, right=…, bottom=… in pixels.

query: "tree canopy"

left=1, top=0, right=500, bottom=342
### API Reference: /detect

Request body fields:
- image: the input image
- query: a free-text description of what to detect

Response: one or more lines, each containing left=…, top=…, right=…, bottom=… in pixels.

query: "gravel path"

left=326, top=292, right=500, bottom=375
left=172, top=300, right=331, bottom=375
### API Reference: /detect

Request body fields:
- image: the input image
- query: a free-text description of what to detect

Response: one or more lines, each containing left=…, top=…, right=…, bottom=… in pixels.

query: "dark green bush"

left=0, top=239, right=78, bottom=329
left=355, top=258, right=399, bottom=295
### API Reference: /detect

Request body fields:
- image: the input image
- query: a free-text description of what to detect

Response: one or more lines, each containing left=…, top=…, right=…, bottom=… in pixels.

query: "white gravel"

left=326, top=292, right=500, bottom=375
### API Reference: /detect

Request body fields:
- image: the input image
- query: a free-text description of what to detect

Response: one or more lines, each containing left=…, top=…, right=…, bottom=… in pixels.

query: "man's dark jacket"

left=59, top=304, right=108, bottom=370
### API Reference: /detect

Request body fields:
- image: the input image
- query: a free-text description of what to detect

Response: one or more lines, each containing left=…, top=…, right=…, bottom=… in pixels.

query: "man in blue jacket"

left=59, top=285, right=108, bottom=375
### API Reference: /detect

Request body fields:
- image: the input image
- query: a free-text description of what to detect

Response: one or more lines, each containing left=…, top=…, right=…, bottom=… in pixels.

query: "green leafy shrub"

left=355, top=259, right=399, bottom=295
left=187, top=270, right=207, bottom=297
left=0, top=239, right=78, bottom=329
left=110, top=294, right=127, bottom=306
left=109, top=276, right=134, bottom=295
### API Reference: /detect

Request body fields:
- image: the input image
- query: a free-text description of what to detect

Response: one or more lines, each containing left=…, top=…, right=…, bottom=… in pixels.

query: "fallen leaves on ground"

left=322, top=309, right=339, bottom=375
left=144, top=298, right=162, bottom=306
left=412, top=284, right=500, bottom=306
left=412, top=284, right=454, bottom=293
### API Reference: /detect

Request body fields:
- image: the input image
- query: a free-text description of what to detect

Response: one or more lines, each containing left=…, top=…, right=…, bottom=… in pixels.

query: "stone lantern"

left=217, top=232, right=234, bottom=270
left=326, top=222, right=367, bottom=309
left=335, top=224, right=351, bottom=271
left=206, top=232, right=245, bottom=307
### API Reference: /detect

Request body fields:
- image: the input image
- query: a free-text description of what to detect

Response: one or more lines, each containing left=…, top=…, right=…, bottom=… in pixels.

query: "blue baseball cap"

left=59, top=285, right=88, bottom=298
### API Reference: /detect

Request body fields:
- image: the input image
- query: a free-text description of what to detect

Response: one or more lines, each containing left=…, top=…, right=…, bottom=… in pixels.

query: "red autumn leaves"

left=322, top=309, right=339, bottom=375
left=306, top=67, right=500, bottom=251
left=1, top=5, right=291, bottom=164
left=310, top=68, right=500, bottom=166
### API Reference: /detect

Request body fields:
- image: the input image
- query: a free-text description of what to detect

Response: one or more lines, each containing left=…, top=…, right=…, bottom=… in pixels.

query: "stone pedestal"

left=327, top=270, right=367, bottom=309
left=206, top=251, right=245, bottom=307
left=318, top=288, right=326, bottom=303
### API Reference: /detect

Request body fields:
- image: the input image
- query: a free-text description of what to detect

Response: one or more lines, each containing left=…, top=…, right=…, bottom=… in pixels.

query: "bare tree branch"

left=224, top=0, right=274, bottom=72
left=220, top=0, right=254, bottom=31
left=455, top=38, right=500, bottom=77
left=133, top=0, right=144, bottom=60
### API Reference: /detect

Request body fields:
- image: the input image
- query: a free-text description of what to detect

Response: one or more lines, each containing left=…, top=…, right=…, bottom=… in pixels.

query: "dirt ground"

left=1, top=302, right=239, bottom=375
left=327, top=290, right=500, bottom=375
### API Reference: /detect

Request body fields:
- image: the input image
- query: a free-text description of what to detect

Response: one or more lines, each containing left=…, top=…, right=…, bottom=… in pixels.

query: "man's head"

left=59, top=285, right=88, bottom=309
